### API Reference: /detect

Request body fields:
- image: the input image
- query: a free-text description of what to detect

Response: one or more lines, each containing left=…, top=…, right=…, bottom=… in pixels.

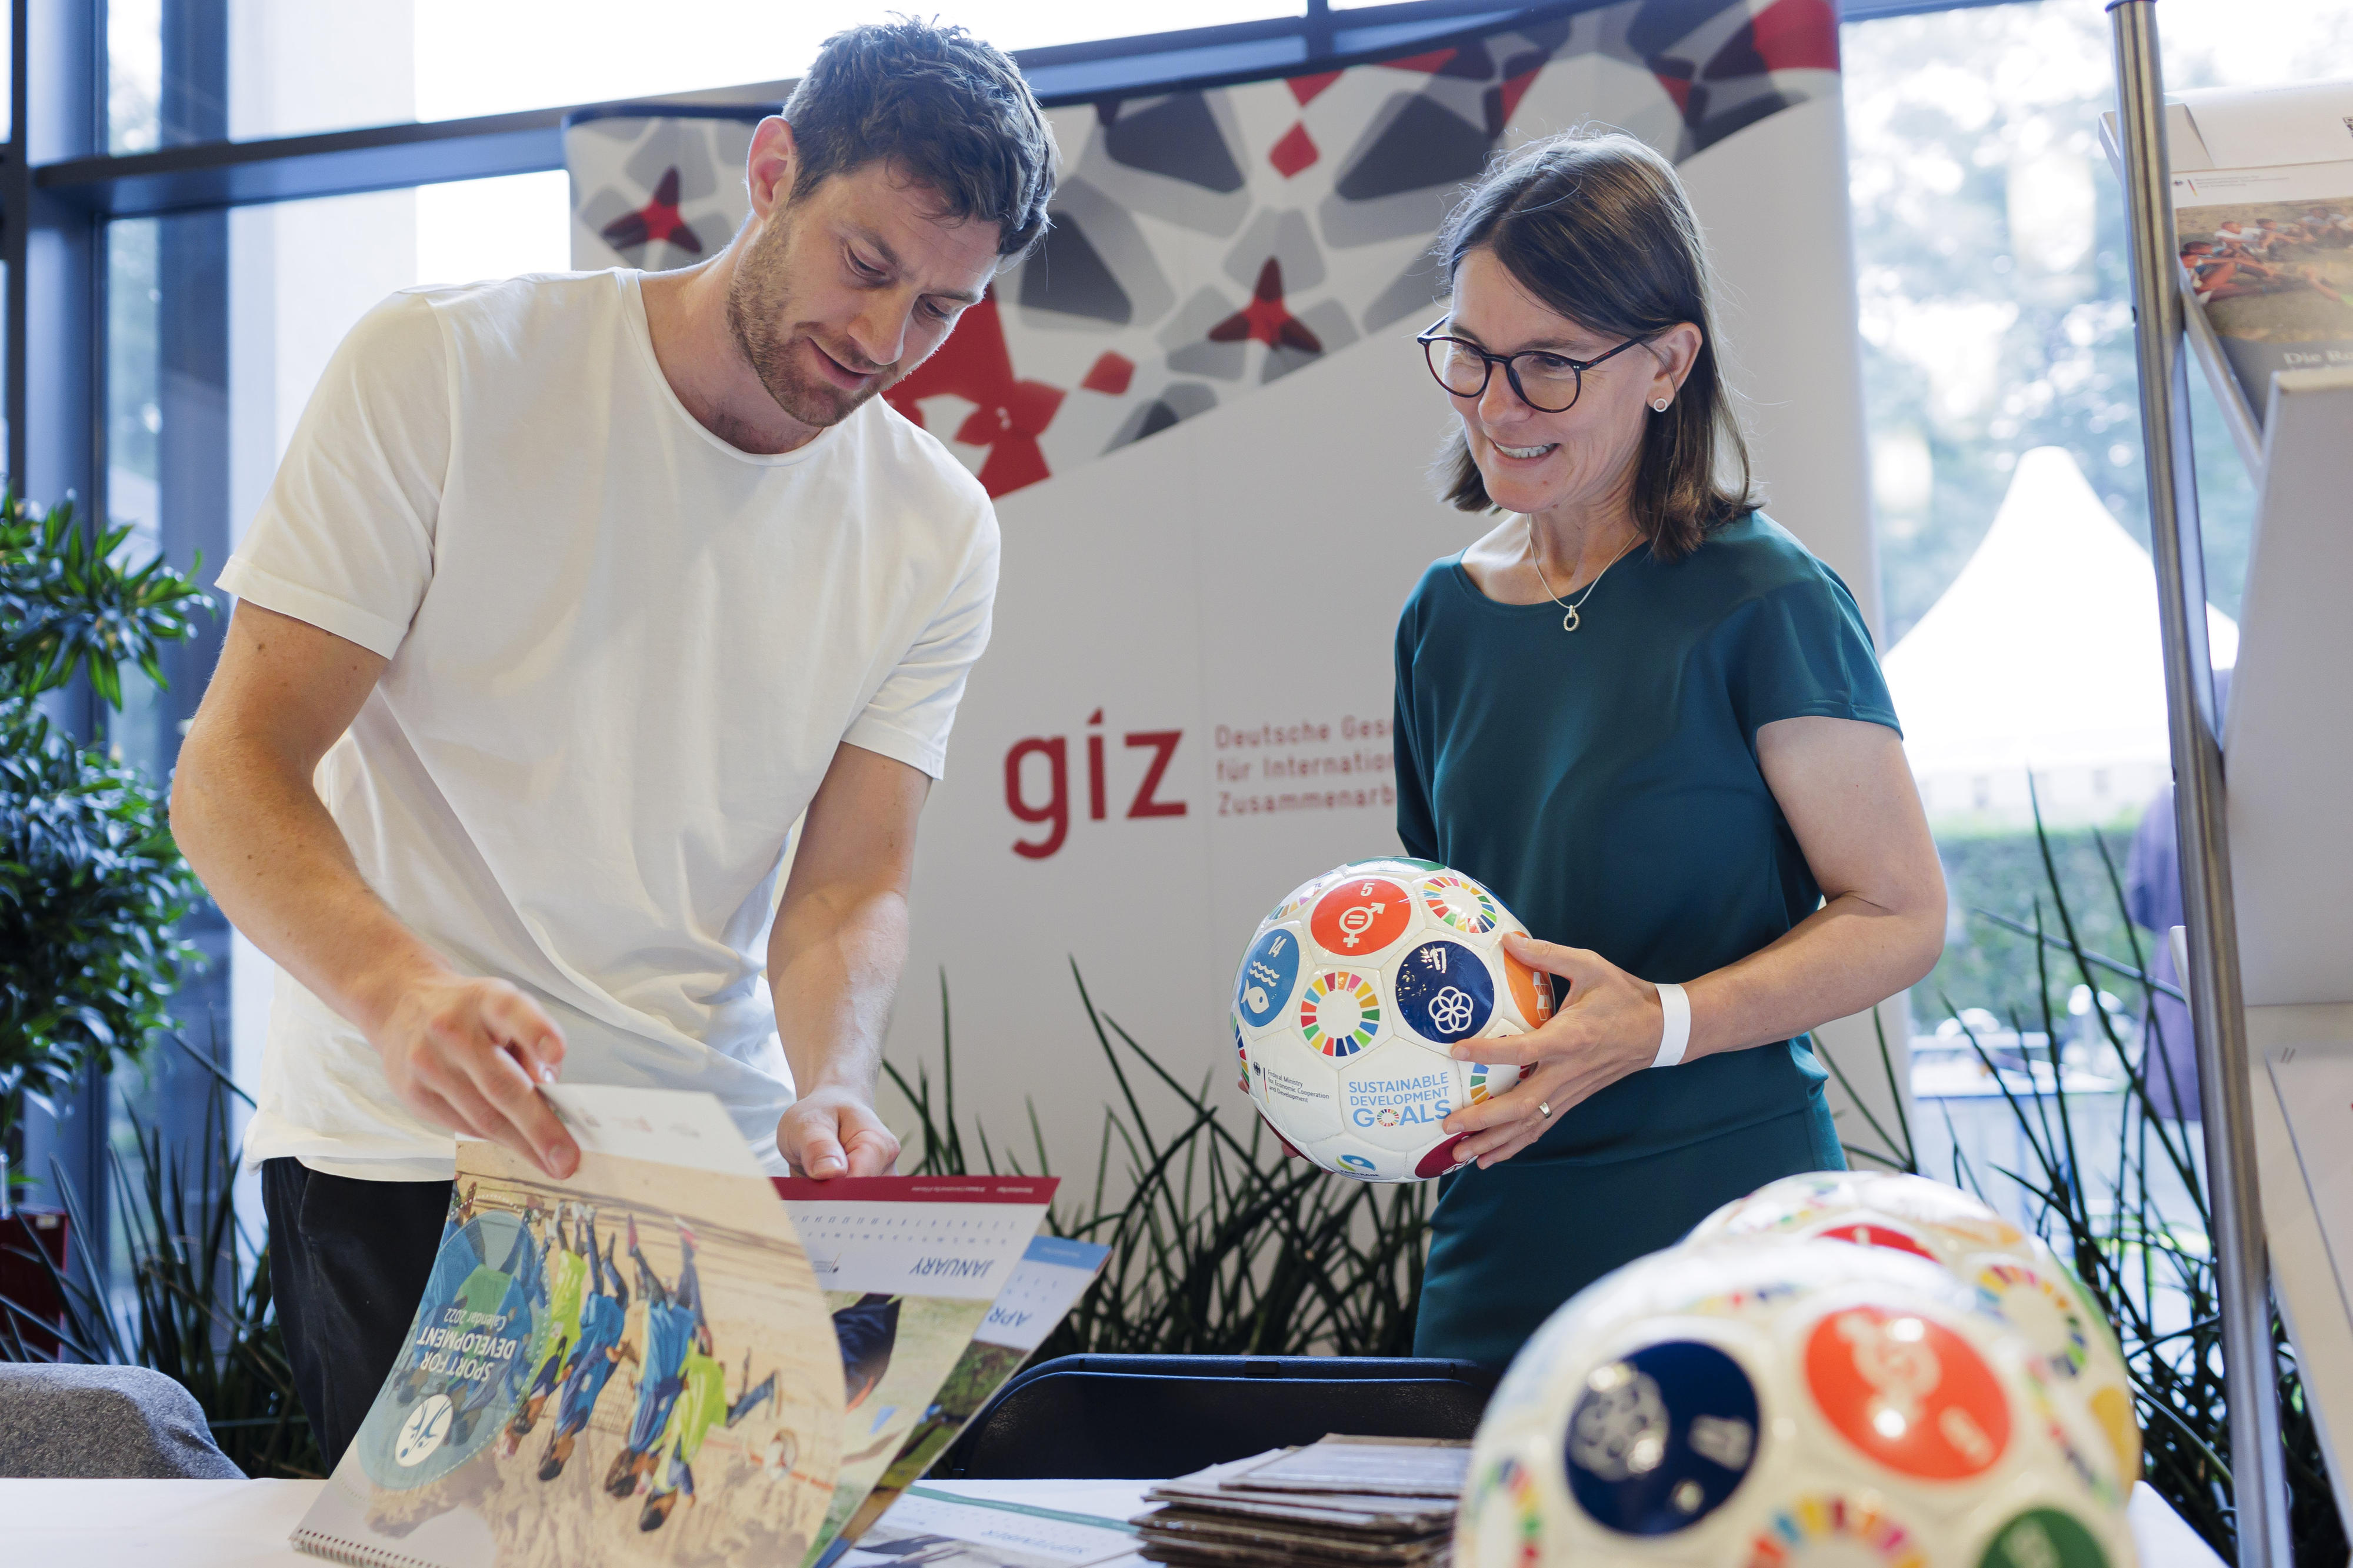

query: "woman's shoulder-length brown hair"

left=1431, top=129, right=1757, bottom=561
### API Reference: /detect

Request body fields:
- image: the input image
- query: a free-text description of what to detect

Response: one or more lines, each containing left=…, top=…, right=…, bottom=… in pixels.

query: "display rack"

left=2228, top=363, right=2353, bottom=1542
left=2106, top=4, right=2291, bottom=1563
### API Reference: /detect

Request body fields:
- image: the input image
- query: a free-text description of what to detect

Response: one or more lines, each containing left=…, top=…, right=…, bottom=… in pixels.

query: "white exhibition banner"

left=567, top=0, right=1888, bottom=1175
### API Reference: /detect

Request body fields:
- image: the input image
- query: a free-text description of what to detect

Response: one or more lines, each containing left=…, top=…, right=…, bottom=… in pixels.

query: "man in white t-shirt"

left=170, top=19, right=1055, bottom=1462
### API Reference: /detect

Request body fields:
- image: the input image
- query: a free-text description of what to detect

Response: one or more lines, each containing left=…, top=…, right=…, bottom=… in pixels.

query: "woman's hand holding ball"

left=1438, top=932, right=1673, bottom=1170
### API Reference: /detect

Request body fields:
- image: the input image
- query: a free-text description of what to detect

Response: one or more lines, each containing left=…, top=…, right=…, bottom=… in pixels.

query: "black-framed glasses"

left=1415, top=316, right=1649, bottom=413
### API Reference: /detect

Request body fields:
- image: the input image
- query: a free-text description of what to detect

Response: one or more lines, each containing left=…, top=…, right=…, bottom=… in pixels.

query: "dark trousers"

left=262, top=1157, right=453, bottom=1467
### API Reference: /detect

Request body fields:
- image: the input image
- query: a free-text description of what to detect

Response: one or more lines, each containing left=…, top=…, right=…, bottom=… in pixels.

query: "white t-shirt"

left=220, top=271, right=998, bottom=1180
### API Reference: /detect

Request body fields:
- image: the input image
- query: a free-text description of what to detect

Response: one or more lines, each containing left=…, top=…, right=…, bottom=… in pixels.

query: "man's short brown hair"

left=783, top=18, right=1058, bottom=261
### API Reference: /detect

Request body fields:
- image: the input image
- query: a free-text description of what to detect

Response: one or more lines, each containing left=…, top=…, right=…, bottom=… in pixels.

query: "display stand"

left=2224, top=366, right=2353, bottom=1537
left=2108, top=4, right=2294, bottom=1562
left=2114, top=15, right=2353, bottom=1556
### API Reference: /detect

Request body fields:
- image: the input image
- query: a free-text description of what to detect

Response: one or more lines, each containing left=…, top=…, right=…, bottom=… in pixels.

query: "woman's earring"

left=1651, top=396, right=1671, bottom=412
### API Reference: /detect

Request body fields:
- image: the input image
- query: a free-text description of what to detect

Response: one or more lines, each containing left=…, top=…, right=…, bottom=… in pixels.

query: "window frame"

left=1, top=0, right=2015, bottom=1290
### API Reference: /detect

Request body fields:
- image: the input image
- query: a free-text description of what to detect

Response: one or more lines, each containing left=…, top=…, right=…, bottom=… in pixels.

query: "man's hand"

left=768, top=743, right=929, bottom=1182
left=777, top=1087, right=901, bottom=1178
left=376, top=970, right=580, bottom=1179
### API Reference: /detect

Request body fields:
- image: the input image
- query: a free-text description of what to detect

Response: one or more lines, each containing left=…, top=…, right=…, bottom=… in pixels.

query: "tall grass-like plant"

left=0, top=1040, right=320, bottom=1477
left=1920, top=793, right=2344, bottom=1566
left=888, top=965, right=1431, bottom=1358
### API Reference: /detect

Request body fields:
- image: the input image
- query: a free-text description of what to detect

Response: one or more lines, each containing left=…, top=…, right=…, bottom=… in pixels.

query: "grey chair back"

left=0, top=1364, right=244, bottom=1478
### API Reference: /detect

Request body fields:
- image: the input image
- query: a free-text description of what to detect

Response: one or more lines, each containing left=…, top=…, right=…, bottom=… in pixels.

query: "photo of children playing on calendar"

left=316, top=1142, right=845, bottom=1568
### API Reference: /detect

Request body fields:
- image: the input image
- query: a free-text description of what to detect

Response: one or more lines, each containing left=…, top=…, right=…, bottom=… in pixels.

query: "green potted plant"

left=0, top=489, right=208, bottom=1332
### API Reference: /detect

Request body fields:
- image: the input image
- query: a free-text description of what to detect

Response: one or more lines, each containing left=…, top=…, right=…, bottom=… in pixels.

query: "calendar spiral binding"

left=290, top=1524, right=445, bottom=1568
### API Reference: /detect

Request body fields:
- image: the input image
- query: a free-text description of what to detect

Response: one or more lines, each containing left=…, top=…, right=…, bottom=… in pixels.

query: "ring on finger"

left=1537, top=1100, right=1552, bottom=1120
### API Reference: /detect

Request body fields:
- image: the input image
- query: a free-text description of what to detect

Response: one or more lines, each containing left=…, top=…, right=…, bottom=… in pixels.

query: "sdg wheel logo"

left=1422, top=873, right=1500, bottom=934
left=1299, top=972, right=1382, bottom=1058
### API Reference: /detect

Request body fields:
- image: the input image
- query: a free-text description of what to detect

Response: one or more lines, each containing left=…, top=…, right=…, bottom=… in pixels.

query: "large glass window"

left=1844, top=0, right=2353, bottom=1212
left=79, top=0, right=1409, bottom=1279
left=75, top=0, right=2353, bottom=1241
left=107, top=0, right=1312, bottom=148
left=102, top=172, right=571, bottom=1143
left=107, top=0, right=161, bottom=152
left=1848, top=0, right=2353, bottom=656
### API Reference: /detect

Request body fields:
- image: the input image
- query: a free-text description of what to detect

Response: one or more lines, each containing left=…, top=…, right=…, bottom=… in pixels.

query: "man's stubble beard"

left=725, top=211, right=898, bottom=431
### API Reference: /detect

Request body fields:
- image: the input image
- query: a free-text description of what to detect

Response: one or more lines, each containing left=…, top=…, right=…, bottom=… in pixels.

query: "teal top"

left=1394, top=512, right=1899, bottom=1362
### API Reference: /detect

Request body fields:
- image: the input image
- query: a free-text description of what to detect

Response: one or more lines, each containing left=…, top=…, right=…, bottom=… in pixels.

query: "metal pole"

left=2107, top=4, right=2288, bottom=1563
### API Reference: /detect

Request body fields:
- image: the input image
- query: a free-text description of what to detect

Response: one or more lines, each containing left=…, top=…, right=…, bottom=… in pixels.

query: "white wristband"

left=1652, top=982, right=1691, bottom=1069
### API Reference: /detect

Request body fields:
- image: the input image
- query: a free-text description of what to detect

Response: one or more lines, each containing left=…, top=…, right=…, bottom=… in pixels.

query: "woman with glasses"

left=1395, top=131, right=1946, bottom=1365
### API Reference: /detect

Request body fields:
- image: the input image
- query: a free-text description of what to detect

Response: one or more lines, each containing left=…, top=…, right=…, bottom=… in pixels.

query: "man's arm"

left=769, top=742, right=929, bottom=1178
left=172, top=600, right=579, bottom=1176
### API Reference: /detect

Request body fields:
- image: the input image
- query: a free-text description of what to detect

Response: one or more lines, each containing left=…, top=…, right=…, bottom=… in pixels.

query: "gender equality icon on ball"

left=1806, top=1305, right=2009, bottom=1480
left=1395, top=939, right=1494, bottom=1044
left=1312, top=878, right=1410, bottom=953
left=1237, top=928, right=1301, bottom=1027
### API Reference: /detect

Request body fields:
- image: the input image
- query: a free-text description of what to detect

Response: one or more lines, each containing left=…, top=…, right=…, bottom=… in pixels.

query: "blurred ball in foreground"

left=1689, top=1171, right=2138, bottom=1480
left=1458, top=1230, right=2138, bottom=1567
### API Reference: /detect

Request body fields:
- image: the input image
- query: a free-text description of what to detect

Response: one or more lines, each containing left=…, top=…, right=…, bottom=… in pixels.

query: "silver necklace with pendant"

left=1527, top=518, right=1640, bottom=632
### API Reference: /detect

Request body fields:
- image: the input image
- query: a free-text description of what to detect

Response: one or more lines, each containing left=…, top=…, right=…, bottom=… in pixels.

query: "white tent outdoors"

left=1883, top=445, right=2238, bottom=827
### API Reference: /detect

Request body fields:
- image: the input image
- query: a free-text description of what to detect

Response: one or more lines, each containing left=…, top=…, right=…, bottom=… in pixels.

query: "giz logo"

left=1005, top=709, right=1187, bottom=859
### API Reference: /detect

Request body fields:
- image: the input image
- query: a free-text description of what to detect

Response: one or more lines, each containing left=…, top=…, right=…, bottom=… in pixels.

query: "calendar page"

left=776, top=1176, right=1058, bottom=1298
left=773, top=1176, right=1060, bottom=1567
left=827, top=1234, right=1115, bottom=1557
left=294, top=1132, right=842, bottom=1568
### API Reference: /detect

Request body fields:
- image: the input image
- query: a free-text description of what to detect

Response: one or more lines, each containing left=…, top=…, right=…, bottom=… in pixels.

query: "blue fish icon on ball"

left=1237, top=928, right=1299, bottom=1027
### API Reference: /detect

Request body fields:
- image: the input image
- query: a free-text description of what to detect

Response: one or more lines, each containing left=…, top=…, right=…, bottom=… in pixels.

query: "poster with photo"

left=2175, top=162, right=2353, bottom=420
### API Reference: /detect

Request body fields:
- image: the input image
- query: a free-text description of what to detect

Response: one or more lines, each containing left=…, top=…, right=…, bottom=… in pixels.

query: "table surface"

left=0, top=1476, right=2224, bottom=1567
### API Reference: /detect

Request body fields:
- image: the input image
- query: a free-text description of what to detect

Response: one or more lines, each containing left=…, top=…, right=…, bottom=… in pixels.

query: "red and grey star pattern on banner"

left=566, top=0, right=1842, bottom=502
left=599, top=166, right=703, bottom=255
left=1268, top=71, right=1342, bottom=179
left=883, top=292, right=1066, bottom=498
left=1208, top=261, right=1322, bottom=356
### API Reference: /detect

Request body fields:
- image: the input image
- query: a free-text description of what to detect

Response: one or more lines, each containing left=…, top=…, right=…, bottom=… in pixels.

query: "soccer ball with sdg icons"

left=1456, top=1237, right=2138, bottom=1568
left=1686, top=1172, right=2140, bottom=1484
left=1230, top=858, right=1553, bottom=1182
